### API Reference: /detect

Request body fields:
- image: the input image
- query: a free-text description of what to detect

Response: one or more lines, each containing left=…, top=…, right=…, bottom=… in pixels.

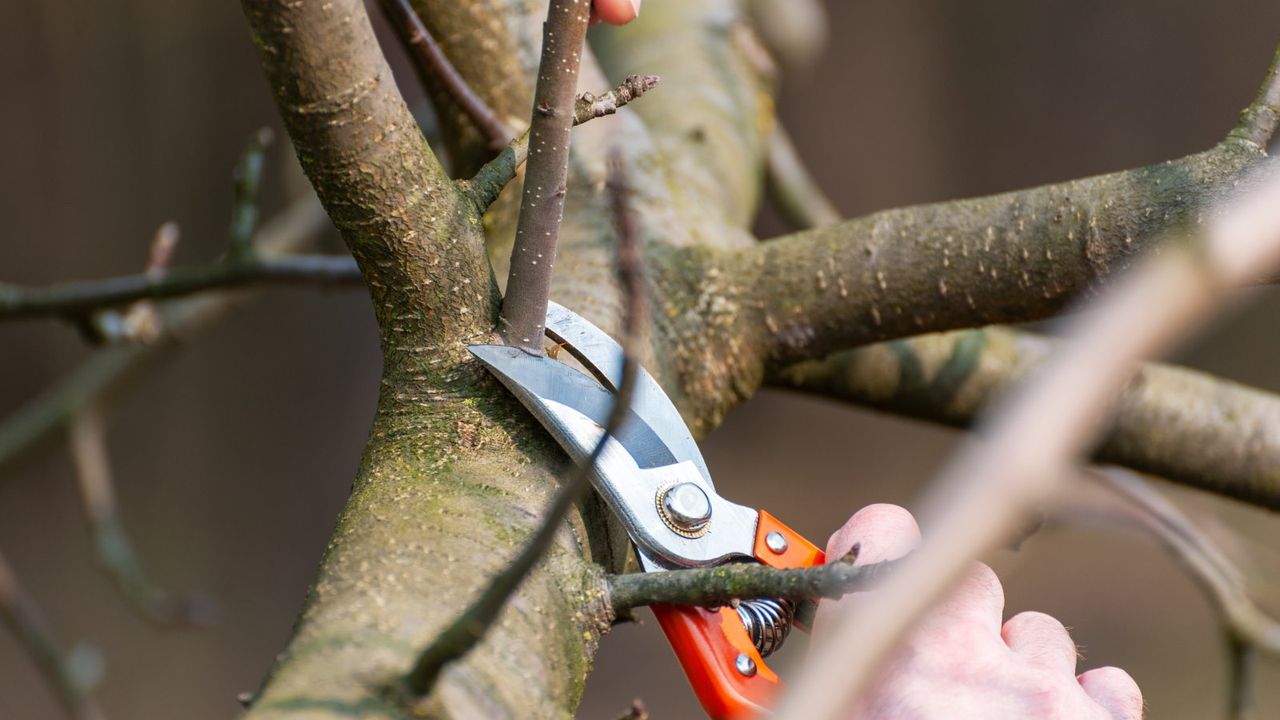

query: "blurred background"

left=3, top=1, right=1280, bottom=717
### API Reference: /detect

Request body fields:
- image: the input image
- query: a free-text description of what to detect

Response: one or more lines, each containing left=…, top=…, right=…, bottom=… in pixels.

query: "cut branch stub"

left=497, top=0, right=592, bottom=352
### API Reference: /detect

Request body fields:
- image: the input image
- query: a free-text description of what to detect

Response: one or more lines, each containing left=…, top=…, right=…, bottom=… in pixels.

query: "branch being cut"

left=68, top=407, right=211, bottom=626
left=776, top=162, right=1280, bottom=719
left=465, top=75, right=660, bottom=211
left=775, top=327, right=1280, bottom=510
left=0, top=547, right=105, bottom=720
left=495, top=0, right=592, bottom=351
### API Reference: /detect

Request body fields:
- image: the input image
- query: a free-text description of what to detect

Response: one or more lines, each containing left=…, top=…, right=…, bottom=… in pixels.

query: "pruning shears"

left=468, top=302, right=825, bottom=719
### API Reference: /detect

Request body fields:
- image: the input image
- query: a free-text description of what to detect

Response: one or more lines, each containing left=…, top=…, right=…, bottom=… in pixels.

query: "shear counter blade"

left=545, top=301, right=712, bottom=488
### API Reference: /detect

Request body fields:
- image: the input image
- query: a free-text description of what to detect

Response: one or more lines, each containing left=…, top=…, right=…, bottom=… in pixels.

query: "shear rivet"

left=765, top=531, right=789, bottom=555
left=734, top=653, right=757, bottom=677
left=657, top=482, right=712, bottom=538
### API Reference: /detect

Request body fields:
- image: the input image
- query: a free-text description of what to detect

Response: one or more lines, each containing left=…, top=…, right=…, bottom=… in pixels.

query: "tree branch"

left=765, top=126, right=840, bottom=230
left=0, top=547, right=105, bottom=720
left=376, top=0, right=514, bottom=150
left=0, top=255, right=360, bottom=323
left=741, top=143, right=1273, bottom=368
left=740, top=43, right=1280, bottom=368
left=68, top=407, right=212, bottom=626
left=241, top=0, right=492, bottom=342
left=1230, top=43, right=1280, bottom=149
left=0, top=196, right=330, bottom=484
left=496, top=0, right=592, bottom=351
left=774, top=327, right=1280, bottom=510
left=464, top=75, right=660, bottom=212
left=606, top=558, right=894, bottom=615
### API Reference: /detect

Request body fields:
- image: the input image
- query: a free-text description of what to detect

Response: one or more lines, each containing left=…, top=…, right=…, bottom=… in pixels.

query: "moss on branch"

left=776, top=327, right=1280, bottom=510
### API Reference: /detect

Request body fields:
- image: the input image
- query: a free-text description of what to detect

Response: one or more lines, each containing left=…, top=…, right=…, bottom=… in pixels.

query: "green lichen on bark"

left=777, top=327, right=1280, bottom=509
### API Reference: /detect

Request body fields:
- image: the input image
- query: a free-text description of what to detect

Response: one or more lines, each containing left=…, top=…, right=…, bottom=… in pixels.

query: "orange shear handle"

left=651, top=511, right=825, bottom=719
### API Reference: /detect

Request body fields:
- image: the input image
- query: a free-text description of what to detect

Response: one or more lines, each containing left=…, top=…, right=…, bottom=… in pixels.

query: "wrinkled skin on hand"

left=818, top=505, right=1144, bottom=719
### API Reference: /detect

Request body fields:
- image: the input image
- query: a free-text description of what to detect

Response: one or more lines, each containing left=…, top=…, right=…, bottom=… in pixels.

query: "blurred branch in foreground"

left=778, top=156, right=1280, bottom=719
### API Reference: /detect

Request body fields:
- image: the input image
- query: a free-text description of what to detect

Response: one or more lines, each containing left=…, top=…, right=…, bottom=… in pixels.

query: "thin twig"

left=91, top=222, right=182, bottom=343
left=0, top=254, right=360, bottom=322
left=613, top=699, right=649, bottom=720
left=1072, top=469, right=1280, bottom=720
left=607, top=558, right=894, bottom=615
left=765, top=126, right=840, bottom=230
left=68, top=407, right=212, bottom=626
left=775, top=164, right=1280, bottom=718
left=1086, top=469, right=1280, bottom=656
left=0, top=547, right=105, bottom=720
left=376, top=0, right=514, bottom=149
left=466, top=75, right=661, bottom=212
left=228, top=128, right=274, bottom=262
left=1229, top=637, right=1257, bottom=720
left=1231, top=43, right=1280, bottom=149
left=0, top=197, right=331, bottom=484
left=403, top=149, right=648, bottom=698
left=495, top=0, right=592, bottom=351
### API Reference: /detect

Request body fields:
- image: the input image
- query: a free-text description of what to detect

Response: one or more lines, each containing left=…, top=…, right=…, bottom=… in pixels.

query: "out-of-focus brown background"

left=3, top=1, right=1280, bottom=718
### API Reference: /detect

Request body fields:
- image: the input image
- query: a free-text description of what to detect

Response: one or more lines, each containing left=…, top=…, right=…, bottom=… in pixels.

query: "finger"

left=925, top=561, right=1005, bottom=632
left=818, top=504, right=920, bottom=627
left=1001, top=611, right=1078, bottom=675
left=1078, top=666, right=1144, bottom=720
left=591, top=0, right=640, bottom=25
left=825, top=503, right=920, bottom=566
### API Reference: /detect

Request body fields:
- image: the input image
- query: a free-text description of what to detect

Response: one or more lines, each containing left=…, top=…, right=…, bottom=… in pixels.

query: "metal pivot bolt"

left=734, top=653, right=757, bottom=677
left=765, top=530, right=789, bottom=555
left=657, top=482, right=712, bottom=538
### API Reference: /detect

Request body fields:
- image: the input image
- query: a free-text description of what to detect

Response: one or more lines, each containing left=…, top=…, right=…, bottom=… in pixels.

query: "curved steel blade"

left=544, top=301, right=712, bottom=487
left=467, top=344, right=757, bottom=567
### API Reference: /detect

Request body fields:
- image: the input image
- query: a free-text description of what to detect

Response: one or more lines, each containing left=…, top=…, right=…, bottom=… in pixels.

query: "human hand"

left=591, top=0, right=640, bottom=26
left=818, top=504, right=1144, bottom=719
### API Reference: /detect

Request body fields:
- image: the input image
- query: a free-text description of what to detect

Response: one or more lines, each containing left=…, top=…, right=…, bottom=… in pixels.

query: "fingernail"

left=629, top=0, right=641, bottom=17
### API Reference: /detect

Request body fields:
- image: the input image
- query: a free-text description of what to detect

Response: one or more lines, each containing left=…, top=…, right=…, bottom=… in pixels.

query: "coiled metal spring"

left=736, top=597, right=796, bottom=657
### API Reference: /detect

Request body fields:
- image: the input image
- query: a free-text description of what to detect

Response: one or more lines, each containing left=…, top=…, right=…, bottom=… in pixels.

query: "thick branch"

left=775, top=326, right=1280, bottom=510
left=0, top=255, right=360, bottom=322
left=607, top=559, right=893, bottom=615
left=496, top=0, right=591, bottom=350
left=241, top=0, right=492, bottom=342
left=742, top=143, right=1273, bottom=368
